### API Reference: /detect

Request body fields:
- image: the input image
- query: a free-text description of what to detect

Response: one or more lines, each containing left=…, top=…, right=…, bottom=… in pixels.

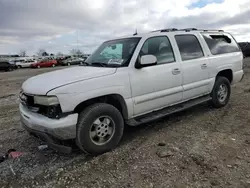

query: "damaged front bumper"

left=19, top=103, right=78, bottom=153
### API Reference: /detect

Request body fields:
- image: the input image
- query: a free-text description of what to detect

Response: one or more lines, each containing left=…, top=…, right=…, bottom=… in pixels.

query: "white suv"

left=19, top=28, right=244, bottom=154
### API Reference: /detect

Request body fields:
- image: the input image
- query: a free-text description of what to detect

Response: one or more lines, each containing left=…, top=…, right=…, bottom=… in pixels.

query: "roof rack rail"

left=179, top=28, right=224, bottom=32
left=150, top=28, right=224, bottom=33
left=151, top=28, right=178, bottom=32
left=179, top=28, right=198, bottom=31
left=202, top=29, right=224, bottom=32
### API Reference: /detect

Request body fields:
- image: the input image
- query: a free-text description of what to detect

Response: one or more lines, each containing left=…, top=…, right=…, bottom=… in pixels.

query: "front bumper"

left=19, top=103, right=78, bottom=140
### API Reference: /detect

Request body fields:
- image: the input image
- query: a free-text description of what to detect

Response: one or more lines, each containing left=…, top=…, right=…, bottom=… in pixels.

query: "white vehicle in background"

left=16, top=59, right=37, bottom=68
left=19, top=28, right=244, bottom=155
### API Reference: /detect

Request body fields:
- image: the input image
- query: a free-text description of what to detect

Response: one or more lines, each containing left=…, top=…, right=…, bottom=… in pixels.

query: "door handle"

left=172, top=68, right=181, bottom=75
left=201, top=63, right=207, bottom=69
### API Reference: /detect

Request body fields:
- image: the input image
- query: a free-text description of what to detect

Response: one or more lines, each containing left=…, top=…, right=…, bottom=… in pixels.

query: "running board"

left=126, top=95, right=211, bottom=126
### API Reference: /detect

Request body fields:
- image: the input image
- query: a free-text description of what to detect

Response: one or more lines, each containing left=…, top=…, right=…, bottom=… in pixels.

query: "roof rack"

left=179, top=28, right=224, bottom=32
left=151, top=28, right=178, bottom=32
left=150, top=28, right=224, bottom=33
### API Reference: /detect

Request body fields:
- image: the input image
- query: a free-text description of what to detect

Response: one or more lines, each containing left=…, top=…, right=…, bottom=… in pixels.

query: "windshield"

left=85, top=37, right=141, bottom=67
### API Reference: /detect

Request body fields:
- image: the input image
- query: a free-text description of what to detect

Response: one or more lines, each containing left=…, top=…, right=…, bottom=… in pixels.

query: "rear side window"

left=175, top=35, right=204, bottom=61
left=202, top=33, right=240, bottom=55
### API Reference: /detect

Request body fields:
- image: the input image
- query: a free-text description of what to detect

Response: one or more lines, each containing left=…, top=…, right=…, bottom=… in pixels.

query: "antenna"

left=133, top=28, right=138, bottom=36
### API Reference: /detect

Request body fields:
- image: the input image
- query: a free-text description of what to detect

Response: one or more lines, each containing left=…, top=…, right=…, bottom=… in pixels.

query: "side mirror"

left=137, top=55, right=157, bottom=68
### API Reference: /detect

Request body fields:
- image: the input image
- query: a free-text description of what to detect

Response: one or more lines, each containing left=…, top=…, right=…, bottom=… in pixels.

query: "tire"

left=76, top=103, right=124, bottom=155
left=37, top=66, right=40, bottom=68
left=17, top=65, right=21, bottom=69
left=52, top=64, right=55, bottom=67
left=68, top=63, right=71, bottom=66
left=210, top=76, right=231, bottom=108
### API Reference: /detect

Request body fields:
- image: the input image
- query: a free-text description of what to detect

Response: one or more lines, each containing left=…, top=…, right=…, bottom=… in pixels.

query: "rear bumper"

left=233, top=70, right=244, bottom=84
left=19, top=103, right=78, bottom=140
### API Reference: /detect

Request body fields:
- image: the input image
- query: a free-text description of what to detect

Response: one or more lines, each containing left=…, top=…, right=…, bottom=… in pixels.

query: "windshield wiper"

left=91, top=62, right=108, bottom=67
left=79, top=62, right=90, bottom=66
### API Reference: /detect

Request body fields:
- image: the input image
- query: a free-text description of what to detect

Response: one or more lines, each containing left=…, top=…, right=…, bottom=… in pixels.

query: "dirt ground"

left=1, top=60, right=250, bottom=188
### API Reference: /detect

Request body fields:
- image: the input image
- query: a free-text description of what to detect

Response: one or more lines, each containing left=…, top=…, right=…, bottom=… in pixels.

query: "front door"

left=174, top=34, right=210, bottom=100
left=129, top=36, right=183, bottom=117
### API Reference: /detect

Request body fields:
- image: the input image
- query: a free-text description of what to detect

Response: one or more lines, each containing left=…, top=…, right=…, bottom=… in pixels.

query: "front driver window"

left=139, top=36, right=175, bottom=65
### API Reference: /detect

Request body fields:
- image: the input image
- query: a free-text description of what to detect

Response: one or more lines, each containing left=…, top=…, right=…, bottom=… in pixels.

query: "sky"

left=0, top=0, right=250, bottom=56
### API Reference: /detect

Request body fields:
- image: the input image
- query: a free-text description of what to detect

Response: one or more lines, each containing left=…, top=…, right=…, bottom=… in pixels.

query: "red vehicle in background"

left=31, top=59, right=57, bottom=68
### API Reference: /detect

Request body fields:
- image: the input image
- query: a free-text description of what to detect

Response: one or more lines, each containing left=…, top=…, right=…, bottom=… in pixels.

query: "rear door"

left=174, top=34, right=210, bottom=100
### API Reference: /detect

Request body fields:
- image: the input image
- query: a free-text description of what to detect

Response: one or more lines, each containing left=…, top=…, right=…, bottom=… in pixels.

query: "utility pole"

left=76, top=30, right=79, bottom=51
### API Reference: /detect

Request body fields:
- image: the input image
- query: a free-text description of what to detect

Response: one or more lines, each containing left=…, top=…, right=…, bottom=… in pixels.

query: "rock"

left=156, top=150, right=174, bottom=158
left=227, top=165, right=233, bottom=168
left=245, top=139, right=250, bottom=144
left=133, top=165, right=138, bottom=170
left=149, top=183, right=154, bottom=188
left=56, top=168, right=64, bottom=176
left=190, top=154, right=205, bottom=166
left=157, top=142, right=166, bottom=147
left=210, top=180, right=220, bottom=186
left=172, top=146, right=180, bottom=152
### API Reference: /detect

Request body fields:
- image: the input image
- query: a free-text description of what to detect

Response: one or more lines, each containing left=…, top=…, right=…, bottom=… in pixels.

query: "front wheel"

left=210, top=76, right=231, bottom=108
left=76, top=103, right=124, bottom=155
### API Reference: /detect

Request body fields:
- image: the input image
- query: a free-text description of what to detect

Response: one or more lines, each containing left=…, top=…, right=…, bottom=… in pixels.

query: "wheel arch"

left=216, top=69, right=233, bottom=83
left=74, top=94, right=129, bottom=120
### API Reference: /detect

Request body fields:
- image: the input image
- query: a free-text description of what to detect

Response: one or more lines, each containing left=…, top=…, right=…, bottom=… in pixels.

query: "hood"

left=22, top=66, right=116, bottom=95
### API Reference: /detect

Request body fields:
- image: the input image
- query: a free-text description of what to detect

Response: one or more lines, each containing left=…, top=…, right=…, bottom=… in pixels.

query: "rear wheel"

left=17, top=65, right=21, bottom=69
left=210, top=76, right=231, bottom=108
left=67, top=63, right=71, bottom=66
left=37, top=66, right=40, bottom=68
left=76, top=103, right=124, bottom=155
left=52, top=64, right=55, bottom=67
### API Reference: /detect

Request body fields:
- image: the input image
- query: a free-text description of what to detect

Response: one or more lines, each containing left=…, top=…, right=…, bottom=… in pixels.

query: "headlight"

left=34, top=96, right=59, bottom=106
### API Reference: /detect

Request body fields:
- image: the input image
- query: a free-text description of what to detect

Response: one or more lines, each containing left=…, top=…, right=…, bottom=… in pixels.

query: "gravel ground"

left=0, top=60, right=250, bottom=188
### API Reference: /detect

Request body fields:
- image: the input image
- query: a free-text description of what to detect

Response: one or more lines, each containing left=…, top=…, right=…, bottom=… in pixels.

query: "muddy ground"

left=1, top=60, right=250, bottom=188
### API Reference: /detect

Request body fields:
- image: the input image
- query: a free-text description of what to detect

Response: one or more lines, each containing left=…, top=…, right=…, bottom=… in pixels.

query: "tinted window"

left=202, top=34, right=240, bottom=55
left=140, top=36, right=175, bottom=64
left=175, top=35, right=204, bottom=61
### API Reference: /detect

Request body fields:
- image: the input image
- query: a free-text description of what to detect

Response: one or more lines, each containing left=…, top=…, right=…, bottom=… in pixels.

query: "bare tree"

left=56, top=52, right=63, bottom=56
left=37, top=49, right=49, bottom=56
left=19, top=50, right=26, bottom=57
left=70, top=49, right=83, bottom=56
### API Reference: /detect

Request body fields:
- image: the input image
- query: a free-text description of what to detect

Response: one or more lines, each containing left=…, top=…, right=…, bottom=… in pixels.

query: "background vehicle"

left=20, top=28, right=244, bottom=155
left=31, top=59, right=57, bottom=68
left=16, top=59, right=37, bottom=68
left=238, top=42, right=250, bottom=57
left=61, top=57, right=86, bottom=66
left=0, top=60, right=17, bottom=71
left=56, top=56, right=72, bottom=66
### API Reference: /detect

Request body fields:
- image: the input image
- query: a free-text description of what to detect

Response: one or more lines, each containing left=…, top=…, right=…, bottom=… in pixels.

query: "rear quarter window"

left=202, top=33, right=240, bottom=55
